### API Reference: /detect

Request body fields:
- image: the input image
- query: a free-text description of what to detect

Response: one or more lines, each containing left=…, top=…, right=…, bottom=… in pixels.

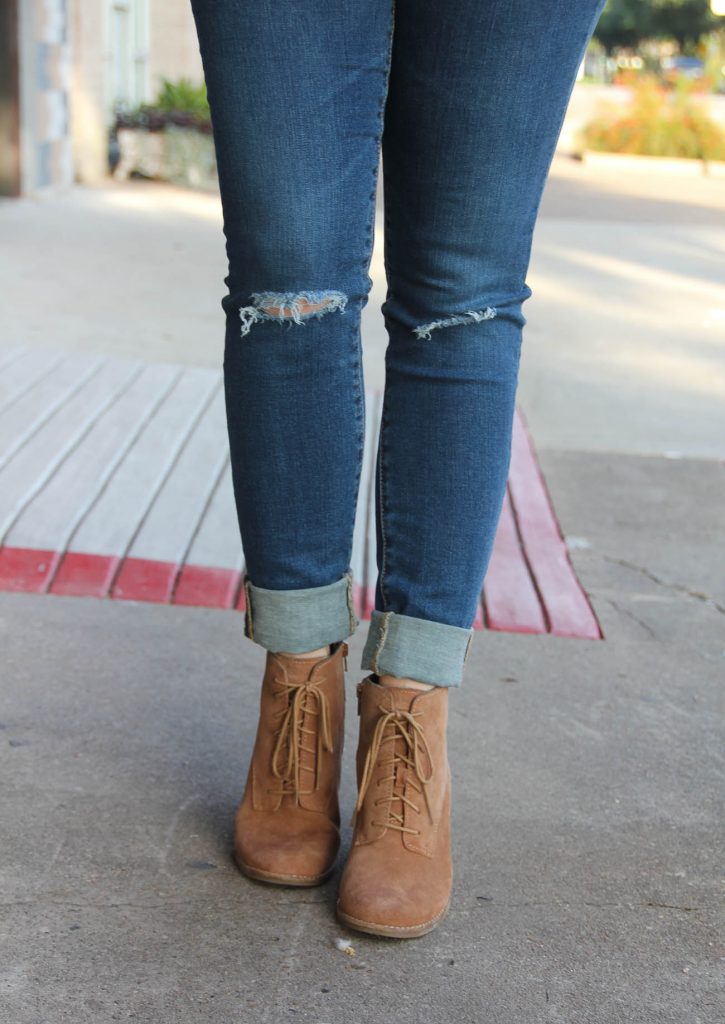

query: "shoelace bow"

left=352, top=707, right=435, bottom=834
left=268, top=677, right=333, bottom=801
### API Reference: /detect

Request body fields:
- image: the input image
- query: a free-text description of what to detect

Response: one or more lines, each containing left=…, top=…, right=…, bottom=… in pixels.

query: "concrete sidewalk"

left=1, top=448, right=723, bottom=1022
left=1, top=157, right=724, bottom=1021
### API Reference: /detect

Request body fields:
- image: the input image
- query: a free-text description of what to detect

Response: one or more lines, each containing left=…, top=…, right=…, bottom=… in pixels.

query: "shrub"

left=114, top=77, right=211, bottom=134
left=581, top=74, right=725, bottom=160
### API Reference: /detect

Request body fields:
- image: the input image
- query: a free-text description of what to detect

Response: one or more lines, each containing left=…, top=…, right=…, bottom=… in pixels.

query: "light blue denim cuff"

left=360, top=609, right=475, bottom=688
left=243, top=569, right=358, bottom=653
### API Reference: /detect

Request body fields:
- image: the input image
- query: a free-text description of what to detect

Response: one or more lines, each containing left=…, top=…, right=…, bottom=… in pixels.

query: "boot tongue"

left=377, top=681, right=421, bottom=715
left=271, top=649, right=332, bottom=685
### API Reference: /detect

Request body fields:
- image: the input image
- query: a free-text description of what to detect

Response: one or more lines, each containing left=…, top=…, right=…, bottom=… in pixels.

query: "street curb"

left=570, top=150, right=725, bottom=178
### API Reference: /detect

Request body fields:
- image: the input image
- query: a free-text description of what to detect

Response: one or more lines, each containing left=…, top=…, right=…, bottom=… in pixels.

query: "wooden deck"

left=0, top=346, right=602, bottom=639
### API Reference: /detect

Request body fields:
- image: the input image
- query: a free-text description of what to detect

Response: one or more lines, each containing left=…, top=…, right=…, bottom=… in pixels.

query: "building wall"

left=1, top=0, right=22, bottom=195
left=9, top=0, right=205, bottom=191
left=19, top=0, right=73, bottom=192
left=147, top=2, right=203, bottom=98
left=68, top=0, right=204, bottom=185
left=68, top=0, right=106, bottom=185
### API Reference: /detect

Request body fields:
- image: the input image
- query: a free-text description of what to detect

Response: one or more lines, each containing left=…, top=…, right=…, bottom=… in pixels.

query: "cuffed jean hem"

left=242, top=569, right=359, bottom=653
left=360, top=609, right=475, bottom=688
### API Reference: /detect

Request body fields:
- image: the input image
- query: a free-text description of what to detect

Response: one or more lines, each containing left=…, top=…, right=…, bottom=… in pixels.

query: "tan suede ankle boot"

left=233, top=640, right=347, bottom=886
left=336, top=675, right=452, bottom=937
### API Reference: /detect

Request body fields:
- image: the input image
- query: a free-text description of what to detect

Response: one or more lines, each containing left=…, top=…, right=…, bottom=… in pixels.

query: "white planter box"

left=114, top=125, right=218, bottom=191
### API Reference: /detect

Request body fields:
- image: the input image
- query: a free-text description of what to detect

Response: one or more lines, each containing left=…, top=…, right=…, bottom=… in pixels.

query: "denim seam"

left=345, top=569, right=358, bottom=635
left=244, top=575, right=254, bottom=641
left=375, top=0, right=395, bottom=613
left=345, top=321, right=366, bottom=598
left=377, top=400, right=390, bottom=611
left=371, top=610, right=392, bottom=675
left=380, top=1, right=396, bottom=298
left=358, top=0, right=394, bottom=304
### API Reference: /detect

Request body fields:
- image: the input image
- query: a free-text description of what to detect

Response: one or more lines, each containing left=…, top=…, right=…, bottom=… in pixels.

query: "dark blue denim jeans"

left=189, top=0, right=606, bottom=686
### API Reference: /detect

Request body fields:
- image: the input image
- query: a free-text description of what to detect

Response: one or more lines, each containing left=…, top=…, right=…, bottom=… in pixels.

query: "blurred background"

left=2, top=0, right=725, bottom=196
left=1, top=0, right=723, bottom=459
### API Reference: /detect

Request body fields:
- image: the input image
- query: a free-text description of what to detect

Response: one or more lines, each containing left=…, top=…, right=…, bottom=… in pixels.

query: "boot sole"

left=233, top=850, right=334, bottom=888
left=335, top=900, right=450, bottom=939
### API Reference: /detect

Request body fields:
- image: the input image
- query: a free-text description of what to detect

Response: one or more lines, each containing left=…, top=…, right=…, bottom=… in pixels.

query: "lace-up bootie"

left=336, top=675, right=452, bottom=938
left=233, top=640, right=348, bottom=886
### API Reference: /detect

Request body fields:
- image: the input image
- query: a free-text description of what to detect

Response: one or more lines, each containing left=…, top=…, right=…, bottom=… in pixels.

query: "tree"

left=650, top=0, right=720, bottom=49
left=594, top=0, right=720, bottom=53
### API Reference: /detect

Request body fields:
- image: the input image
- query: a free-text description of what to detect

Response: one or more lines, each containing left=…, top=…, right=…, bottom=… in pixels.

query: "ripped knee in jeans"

left=238, top=290, right=348, bottom=337
left=413, top=305, right=497, bottom=340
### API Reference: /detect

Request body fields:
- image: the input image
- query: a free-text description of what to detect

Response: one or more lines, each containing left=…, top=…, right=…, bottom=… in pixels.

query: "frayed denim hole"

left=238, top=291, right=348, bottom=337
left=413, top=306, right=497, bottom=341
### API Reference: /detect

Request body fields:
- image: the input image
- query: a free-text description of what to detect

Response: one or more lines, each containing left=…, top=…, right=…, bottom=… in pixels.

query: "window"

left=108, top=0, right=148, bottom=109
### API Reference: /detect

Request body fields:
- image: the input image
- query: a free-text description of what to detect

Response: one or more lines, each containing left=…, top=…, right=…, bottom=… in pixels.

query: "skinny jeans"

left=189, top=0, right=607, bottom=686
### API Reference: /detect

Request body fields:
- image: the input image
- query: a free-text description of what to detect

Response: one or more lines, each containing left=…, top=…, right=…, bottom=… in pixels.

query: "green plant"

left=153, top=77, right=210, bottom=119
left=114, top=77, right=211, bottom=133
left=581, top=73, right=725, bottom=159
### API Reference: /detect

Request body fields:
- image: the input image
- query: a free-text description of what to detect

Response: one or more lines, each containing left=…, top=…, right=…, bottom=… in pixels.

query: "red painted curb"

left=0, top=547, right=58, bottom=592
left=173, top=564, right=241, bottom=609
left=50, top=552, right=120, bottom=598
left=111, top=557, right=179, bottom=604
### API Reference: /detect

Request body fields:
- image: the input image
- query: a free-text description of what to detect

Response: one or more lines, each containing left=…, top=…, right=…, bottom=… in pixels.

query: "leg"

left=362, top=0, right=609, bottom=689
left=190, top=0, right=394, bottom=656
left=340, top=0, right=608, bottom=939
left=189, top=0, right=395, bottom=885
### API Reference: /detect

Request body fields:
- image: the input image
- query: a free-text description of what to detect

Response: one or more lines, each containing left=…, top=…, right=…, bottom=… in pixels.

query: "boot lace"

left=352, top=707, right=434, bottom=834
left=267, top=678, right=333, bottom=801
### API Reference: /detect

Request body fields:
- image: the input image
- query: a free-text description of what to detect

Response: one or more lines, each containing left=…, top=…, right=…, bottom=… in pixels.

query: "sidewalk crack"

left=603, top=556, right=725, bottom=615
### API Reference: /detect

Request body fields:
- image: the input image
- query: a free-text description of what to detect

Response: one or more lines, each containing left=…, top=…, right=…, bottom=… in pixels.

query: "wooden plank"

left=70, top=366, right=220, bottom=558
left=0, top=354, right=104, bottom=472
left=170, top=444, right=233, bottom=593
left=183, top=457, right=243, bottom=571
left=0, top=546, right=58, bottom=592
left=111, top=557, right=178, bottom=604
left=350, top=388, right=380, bottom=619
left=0, top=358, right=142, bottom=544
left=124, top=383, right=226, bottom=564
left=507, top=409, right=602, bottom=639
left=0, top=347, right=64, bottom=414
left=482, top=486, right=548, bottom=634
left=6, top=363, right=178, bottom=554
left=0, top=347, right=25, bottom=372
left=173, top=565, right=241, bottom=609
left=50, top=552, right=120, bottom=598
